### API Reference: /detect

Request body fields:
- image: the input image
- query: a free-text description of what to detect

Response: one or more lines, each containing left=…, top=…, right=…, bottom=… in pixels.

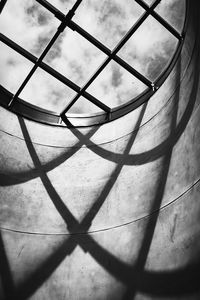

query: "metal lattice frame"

left=0, top=0, right=187, bottom=127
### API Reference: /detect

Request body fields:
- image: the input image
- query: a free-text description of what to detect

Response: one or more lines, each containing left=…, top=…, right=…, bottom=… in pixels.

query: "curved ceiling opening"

left=0, top=0, right=186, bottom=126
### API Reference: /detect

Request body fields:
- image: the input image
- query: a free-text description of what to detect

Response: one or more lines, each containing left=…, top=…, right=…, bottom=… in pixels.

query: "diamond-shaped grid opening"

left=73, top=0, right=144, bottom=50
left=44, top=29, right=107, bottom=87
left=86, top=60, right=147, bottom=109
left=0, top=42, right=33, bottom=94
left=118, top=15, right=178, bottom=82
left=66, top=96, right=105, bottom=114
left=20, top=67, right=76, bottom=112
left=47, top=0, right=78, bottom=14
left=155, top=0, right=186, bottom=33
left=0, top=0, right=59, bottom=56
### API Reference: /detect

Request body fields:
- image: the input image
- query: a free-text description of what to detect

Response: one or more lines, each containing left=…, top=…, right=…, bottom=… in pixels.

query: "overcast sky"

left=0, top=0, right=185, bottom=114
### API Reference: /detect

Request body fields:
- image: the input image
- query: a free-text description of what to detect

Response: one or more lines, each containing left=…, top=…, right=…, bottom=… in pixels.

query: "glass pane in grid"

left=67, top=96, right=104, bottom=114
left=73, top=0, right=144, bottom=49
left=86, top=61, right=147, bottom=109
left=47, top=0, right=78, bottom=13
left=20, top=68, right=76, bottom=112
left=155, top=0, right=186, bottom=33
left=44, top=29, right=107, bottom=87
left=0, top=42, right=33, bottom=94
left=0, top=0, right=59, bottom=57
left=118, top=15, right=178, bottom=82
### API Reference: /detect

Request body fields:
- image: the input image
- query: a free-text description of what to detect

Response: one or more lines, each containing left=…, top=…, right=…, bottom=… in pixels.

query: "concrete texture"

left=0, top=1, right=200, bottom=299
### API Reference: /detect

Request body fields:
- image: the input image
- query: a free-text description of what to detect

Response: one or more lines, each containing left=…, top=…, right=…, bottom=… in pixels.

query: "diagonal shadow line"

left=0, top=6, right=198, bottom=300
left=80, top=73, right=199, bottom=166
left=1, top=36, right=198, bottom=189
left=2, top=26, right=199, bottom=189
left=1, top=26, right=199, bottom=190
left=9, top=236, right=78, bottom=300
left=134, top=4, right=200, bottom=289
left=9, top=200, right=200, bottom=300
left=122, top=44, right=190, bottom=300
left=58, top=17, right=200, bottom=295
left=7, top=102, right=147, bottom=300
left=0, top=231, right=15, bottom=299
left=0, top=68, right=197, bottom=189
left=2, top=43, right=200, bottom=300
left=0, top=0, right=7, bottom=14
left=125, top=33, right=200, bottom=300
left=6, top=118, right=84, bottom=300
left=0, top=125, right=99, bottom=186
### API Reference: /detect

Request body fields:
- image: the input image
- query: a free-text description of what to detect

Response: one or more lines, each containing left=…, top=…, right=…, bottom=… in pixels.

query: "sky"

left=0, top=0, right=185, bottom=114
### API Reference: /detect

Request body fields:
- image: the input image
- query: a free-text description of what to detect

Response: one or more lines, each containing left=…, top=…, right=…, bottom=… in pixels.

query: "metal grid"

left=0, top=0, right=186, bottom=126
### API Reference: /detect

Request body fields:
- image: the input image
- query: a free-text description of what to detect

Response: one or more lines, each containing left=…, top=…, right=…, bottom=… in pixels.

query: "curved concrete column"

left=0, top=1, right=200, bottom=299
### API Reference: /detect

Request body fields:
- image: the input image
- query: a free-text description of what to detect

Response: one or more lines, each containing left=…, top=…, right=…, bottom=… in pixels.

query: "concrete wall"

left=0, top=1, right=200, bottom=299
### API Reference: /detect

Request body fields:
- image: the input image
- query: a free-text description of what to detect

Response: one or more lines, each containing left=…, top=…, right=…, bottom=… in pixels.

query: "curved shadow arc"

left=6, top=101, right=147, bottom=299
left=0, top=59, right=199, bottom=187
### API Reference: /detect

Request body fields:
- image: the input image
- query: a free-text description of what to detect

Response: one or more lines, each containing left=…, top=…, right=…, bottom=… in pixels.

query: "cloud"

left=0, top=0, right=185, bottom=114
left=118, top=14, right=179, bottom=81
left=47, top=0, right=76, bottom=13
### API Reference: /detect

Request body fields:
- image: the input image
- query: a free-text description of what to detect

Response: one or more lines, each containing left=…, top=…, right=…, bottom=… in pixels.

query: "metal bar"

left=114, top=55, right=151, bottom=87
left=36, top=0, right=82, bottom=20
left=36, top=0, right=63, bottom=19
left=0, top=33, right=36, bottom=63
left=112, top=0, right=162, bottom=55
left=0, top=0, right=7, bottom=14
left=9, top=0, right=83, bottom=106
left=38, top=0, right=180, bottom=42
left=135, top=0, right=182, bottom=40
left=36, top=0, right=152, bottom=87
left=152, top=10, right=182, bottom=40
left=71, top=0, right=82, bottom=12
left=69, top=21, right=152, bottom=87
left=39, top=67, right=110, bottom=112
left=36, top=0, right=180, bottom=79
left=8, top=28, right=61, bottom=105
left=70, top=21, right=111, bottom=55
left=60, top=0, right=162, bottom=116
left=0, top=33, right=110, bottom=112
